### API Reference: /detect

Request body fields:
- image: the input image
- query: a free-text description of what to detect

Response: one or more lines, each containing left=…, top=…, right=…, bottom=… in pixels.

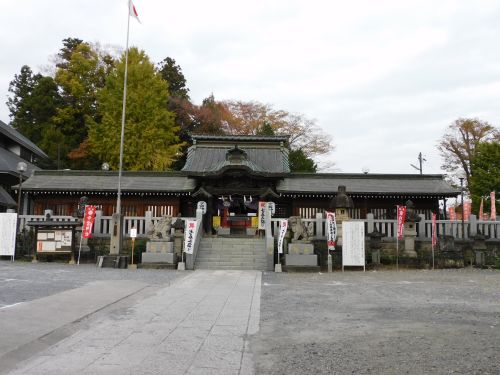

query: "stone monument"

left=285, top=216, right=317, bottom=266
left=142, top=215, right=176, bottom=264
left=403, top=200, right=421, bottom=258
left=171, top=214, right=185, bottom=259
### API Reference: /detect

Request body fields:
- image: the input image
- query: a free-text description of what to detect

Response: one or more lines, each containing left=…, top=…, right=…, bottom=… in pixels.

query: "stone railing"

left=19, top=210, right=195, bottom=238
left=19, top=212, right=500, bottom=241
left=270, top=213, right=500, bottom=241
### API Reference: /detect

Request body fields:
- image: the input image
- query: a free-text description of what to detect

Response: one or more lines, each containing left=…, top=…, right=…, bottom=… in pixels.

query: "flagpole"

left=117, top=1, right=131, bottom=218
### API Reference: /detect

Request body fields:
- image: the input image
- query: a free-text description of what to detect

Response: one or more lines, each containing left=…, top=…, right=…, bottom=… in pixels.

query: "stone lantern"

left=472, top=230, right=487, bottom=266
left=368, top=227, right=384, bottom=264
left=172, top=213, right=185, bottom=257
left=329, top=185, right=354, bottom=246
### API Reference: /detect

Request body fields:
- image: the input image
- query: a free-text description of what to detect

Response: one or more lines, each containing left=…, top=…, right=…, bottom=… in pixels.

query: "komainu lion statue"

left=147, top=215, right=173, bottom=240
left=288, top=216, right=314, bottom=241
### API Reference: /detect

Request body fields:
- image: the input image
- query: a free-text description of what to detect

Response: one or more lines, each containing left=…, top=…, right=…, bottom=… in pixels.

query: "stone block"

left=174, top=236, right=183, bottom=254
left=285, top=254, right=318, bottom=266
left=142, top=252, right=176, bottom=264
left=288, top=243, right=314, bottom=255
left=217, top=227, right=231, bottom=236
left=146, top=241, right=173, bottom=253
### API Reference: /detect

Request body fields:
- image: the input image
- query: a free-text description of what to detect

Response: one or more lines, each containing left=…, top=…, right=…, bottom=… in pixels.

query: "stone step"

left=197, top=251, right=265, bottom=256
left=195, top=264, right=266, bottom=270
left=195, top=258, right=266, bottom=263
left=195, top=236, right=267, bottom=271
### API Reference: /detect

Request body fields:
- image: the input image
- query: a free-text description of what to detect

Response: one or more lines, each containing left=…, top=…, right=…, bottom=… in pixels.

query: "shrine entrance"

left=213, top=195, right=259, bottom=236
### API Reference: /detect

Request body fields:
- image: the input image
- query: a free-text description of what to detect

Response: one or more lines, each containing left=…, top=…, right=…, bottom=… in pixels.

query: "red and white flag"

left=491, top=191, right=497, bottom=220
left=129, top=0, right=140, bottom=23
left=479, top=198, right=484, bottom=220
left=431, top=213, right=437, bottom=248
left=82, top=205, right=97, bottom=239
left=326, top=211, right=337, bottom=251
left=397, top=205, right=406, bottom=240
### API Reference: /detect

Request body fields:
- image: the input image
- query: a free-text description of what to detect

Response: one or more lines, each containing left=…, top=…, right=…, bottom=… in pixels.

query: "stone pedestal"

left=217, top=227, right=230, bottom=236
left=403, top=222, right=417, bottom=258
left=173, top=232, right=183, bottom=256
left=142, top=239, right=176, bottom=264
left=146, top=240, right=173, bottom=253
left=285, top=241, right=317, bottom=266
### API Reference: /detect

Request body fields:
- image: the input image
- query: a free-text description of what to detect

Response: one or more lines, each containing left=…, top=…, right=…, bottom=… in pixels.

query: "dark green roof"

left=277, top=174, right=459, bottom=196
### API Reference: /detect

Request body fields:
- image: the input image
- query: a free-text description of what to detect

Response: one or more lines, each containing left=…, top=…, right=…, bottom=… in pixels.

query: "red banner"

left=82, top=205, right=97, bottom=239
left=463, top=200, right=471, bottom=221
left=397, top=205, right=406, bottom=240
left=479, top=198, right=484, bottom=221
left=491, top=192, right=496, bottom=220
left=431, top=213, right=437, bottom=248
left=448, top=206, right=456, bottom=221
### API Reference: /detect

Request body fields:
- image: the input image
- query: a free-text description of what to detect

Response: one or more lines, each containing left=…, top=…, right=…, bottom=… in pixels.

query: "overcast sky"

left=1, top=0, right=499, bottom=174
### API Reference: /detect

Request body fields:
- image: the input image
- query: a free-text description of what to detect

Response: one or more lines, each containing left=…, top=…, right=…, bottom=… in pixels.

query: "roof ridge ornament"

left=226, top=144, right=247, bottom=164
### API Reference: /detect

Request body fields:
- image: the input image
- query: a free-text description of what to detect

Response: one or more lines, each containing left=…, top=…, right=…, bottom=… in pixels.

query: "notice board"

left=36, top=229, right=72, bottom=252
left=342, top=221, right=365, bottom=270
left=0, top=213, right=17, bottom=257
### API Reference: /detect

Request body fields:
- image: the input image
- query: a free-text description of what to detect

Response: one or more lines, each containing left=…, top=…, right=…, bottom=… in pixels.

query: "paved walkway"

left=6, top=270, right=261, bottom=375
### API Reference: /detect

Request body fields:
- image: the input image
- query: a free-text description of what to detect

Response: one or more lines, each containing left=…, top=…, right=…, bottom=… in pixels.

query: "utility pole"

left=410, top=152, right=426, bottom=174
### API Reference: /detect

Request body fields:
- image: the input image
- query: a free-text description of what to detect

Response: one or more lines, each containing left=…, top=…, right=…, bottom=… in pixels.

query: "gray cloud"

left=1, top=0, right=499, bottom=175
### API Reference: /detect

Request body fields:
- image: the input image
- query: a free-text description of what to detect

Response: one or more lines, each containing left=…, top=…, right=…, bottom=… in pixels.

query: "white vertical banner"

left=258, top=201, right=266, bottom=230
left=197, top=201, right=207, bottom=214
left=267, top=202, right=276, bottom=216
left=342, top=221, right=365, bottom=269
left=326, top=211, right=337, bottom=251
left=277, top=219, right=288, bottom=254
left=0, top=213, right=17, bottom=257
left=184, top=220, right=197, bottom=255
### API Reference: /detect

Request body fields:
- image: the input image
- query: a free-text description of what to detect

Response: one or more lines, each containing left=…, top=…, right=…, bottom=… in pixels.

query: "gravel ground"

left=251, top=269, right=500, bottom=375
left=0, top=261, right=182, bottom=308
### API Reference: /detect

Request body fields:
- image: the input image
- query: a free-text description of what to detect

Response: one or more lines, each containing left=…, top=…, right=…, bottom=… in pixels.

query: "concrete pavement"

left=4, top=270, right=261, bottom=375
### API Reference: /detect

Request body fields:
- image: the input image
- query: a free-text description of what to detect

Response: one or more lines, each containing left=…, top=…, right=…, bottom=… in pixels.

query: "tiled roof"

left=0, top=186, right=16, bottom=207
left=20, top=171, right=196, bottom=192
left=182, top=146, right=290, bottom=174
left=191, top=134, right=289, bottom=143
left=0, top=147, right=40, bottom=178
left=277, top=174, right=459, bottom=196
left=0, top=120, right=48, bottom=159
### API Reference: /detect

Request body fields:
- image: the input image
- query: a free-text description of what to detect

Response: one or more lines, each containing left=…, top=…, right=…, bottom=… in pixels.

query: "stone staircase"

left=195, top=236, right=267, bottom=270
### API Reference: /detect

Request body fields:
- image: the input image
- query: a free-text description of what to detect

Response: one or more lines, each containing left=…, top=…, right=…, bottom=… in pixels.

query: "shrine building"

left=19, top=134, right=458, bottom=233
